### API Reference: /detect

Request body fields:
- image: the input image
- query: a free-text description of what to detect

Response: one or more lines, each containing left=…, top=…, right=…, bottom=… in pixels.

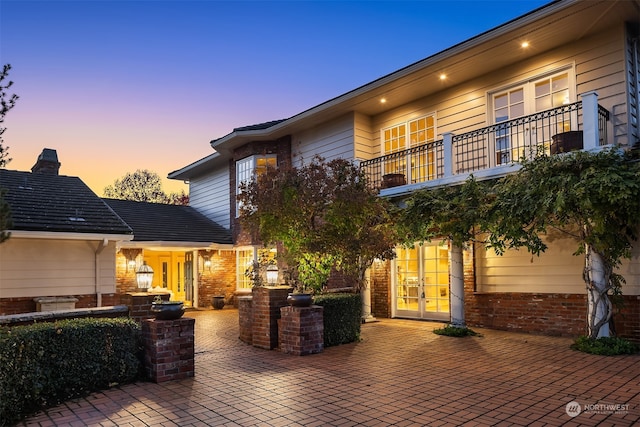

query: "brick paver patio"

left=19, top=309, right=639, bottom=426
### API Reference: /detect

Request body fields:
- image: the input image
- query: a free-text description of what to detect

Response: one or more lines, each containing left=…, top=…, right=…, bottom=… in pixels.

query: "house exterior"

left=0, top=149, right=133, bottom=315
left=170, top=0, right=640, bottom=339
left=103, top=198, right=234, bottom=308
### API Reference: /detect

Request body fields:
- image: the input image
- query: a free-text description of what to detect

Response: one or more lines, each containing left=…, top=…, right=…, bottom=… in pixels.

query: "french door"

left=393, top=242, right=450, bottom=320
left=492, top=69, right=574, bottom=165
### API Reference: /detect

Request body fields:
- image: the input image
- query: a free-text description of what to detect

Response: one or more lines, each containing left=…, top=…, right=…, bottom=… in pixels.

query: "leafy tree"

left=103, top=169, right=189, bottom=205
left=0, top=64, right=19, bottom=244
left=238, top=156, right=398, bottom=292
left=488, top=149, right=640, bottom=339
left=398, top=176, right=494, bottom=327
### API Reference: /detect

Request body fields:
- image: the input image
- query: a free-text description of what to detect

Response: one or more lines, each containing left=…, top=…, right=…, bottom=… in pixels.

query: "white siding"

left=476, top=235, right=640, bottom=296
left=292, top=113, right=355, bottom=165
left=189, top=168, right=230, bottom=229
left=0, top=238, right=117, bottom=298
left=368, top=25, right=629, bottom=156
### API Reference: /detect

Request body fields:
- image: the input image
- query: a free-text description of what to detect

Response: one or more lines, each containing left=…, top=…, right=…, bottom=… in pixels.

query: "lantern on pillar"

left=136, top=261, right=154, bottom=290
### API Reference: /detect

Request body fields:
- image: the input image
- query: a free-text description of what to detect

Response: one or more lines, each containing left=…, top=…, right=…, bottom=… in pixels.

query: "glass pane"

left=495, top=107, right=508, bottom=122
left=495, top=93, right=507, bottom=109
left=552, top=73, right=568, bottom=91
left=426, top=116, right=434, bottom=127
left=535, top=80, right=550, bottom=97
left=536, top=95, right=551, bottom=112
left=553, top=89, right=570, bottom=106
left=511, top=102, right=524, bottom=118
left=510, top=89, right=524, bottom=103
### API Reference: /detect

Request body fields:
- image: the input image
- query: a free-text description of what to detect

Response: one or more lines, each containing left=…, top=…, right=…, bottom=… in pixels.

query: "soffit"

left=212, top=0, right=639, bottom=151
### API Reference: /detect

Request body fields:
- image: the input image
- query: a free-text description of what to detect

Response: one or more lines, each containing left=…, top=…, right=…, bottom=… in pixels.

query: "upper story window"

left=490, top=68, right=575, bottom=164
left=236, top=154, right=277, bottom=216
left=381, top=114, right=436, bottom=183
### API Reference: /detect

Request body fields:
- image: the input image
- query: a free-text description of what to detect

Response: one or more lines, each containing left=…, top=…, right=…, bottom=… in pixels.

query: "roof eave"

left=8, top=230, right=135, bottom=241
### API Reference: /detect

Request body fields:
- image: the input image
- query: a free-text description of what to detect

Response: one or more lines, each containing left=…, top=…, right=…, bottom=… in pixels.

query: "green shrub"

left=571, top=335, right=639, bottom=355
left=314, top=293, right=362, bottom=347
left=0, top=317, right=142, bottom=425
left=433, top=325, right=480, bottom=337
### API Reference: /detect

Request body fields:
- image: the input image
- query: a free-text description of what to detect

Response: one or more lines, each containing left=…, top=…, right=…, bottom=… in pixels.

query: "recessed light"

left=439, top=74, right=446, bottom=81
left=380, top=98, right=387, bottom=104
left=521, top=41, right=530, bottom=48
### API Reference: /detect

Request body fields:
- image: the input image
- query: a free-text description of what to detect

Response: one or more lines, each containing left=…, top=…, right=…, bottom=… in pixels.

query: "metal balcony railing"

left=361, top=100, right=610, bottom=190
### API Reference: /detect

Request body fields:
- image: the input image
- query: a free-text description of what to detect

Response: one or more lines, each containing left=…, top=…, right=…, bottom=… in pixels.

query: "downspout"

left=95, top=238, right=108, bottom=307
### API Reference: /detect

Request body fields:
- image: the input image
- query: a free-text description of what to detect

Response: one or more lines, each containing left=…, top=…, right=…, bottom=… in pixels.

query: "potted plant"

left=150, top=295, right=185, bottom=320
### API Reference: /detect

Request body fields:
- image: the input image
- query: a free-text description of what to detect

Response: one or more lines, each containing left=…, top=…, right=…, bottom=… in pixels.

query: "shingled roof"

left=1, top=169, right=132, bottom=235
left=103, top=198, right=232, bottom=244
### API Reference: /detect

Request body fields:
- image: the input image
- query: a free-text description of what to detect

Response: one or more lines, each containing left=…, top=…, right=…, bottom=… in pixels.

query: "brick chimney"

left=31, top=148, right=61, bottom=175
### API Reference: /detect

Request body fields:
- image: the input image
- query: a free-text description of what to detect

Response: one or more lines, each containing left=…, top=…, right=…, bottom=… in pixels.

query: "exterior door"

left=184, top=252, right=193, bottom=307
left=393, top=242, right=450, bottom=320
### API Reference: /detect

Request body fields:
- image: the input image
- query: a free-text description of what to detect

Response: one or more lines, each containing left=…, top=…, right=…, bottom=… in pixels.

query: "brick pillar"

left=121, top=292, right=170, bottom=323
left=251, top=286, right=291, bottom=350
left=238, top=295, right=253, bottom=344
left=142, top=317, right=195, bottom=383
left=279, top=305, right=324, bottom=356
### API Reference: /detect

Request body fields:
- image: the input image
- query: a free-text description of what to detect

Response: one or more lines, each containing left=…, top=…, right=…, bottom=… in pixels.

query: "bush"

left=571, top=335, right=639, bottom=355
left=0, top=317, right=142, bottom=425
left=433, top=325, right=480, bottom=337
left=314, top=293, right=362, bottom=347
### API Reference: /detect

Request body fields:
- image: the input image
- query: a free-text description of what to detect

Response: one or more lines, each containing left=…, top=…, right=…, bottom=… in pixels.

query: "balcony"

left=361, top=92, right=610, bottom=195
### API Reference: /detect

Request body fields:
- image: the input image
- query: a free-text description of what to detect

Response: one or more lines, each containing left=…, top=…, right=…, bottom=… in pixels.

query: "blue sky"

left=1, top=0, right=550, bottom=194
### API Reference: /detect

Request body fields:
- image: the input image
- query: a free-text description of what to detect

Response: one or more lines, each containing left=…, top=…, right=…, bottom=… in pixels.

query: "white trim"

left=8, top=230, right=133, bottom=241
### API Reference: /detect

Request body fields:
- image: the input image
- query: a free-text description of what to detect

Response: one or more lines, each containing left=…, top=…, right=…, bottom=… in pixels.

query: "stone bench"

left=33, top=296, right=79, bottom=312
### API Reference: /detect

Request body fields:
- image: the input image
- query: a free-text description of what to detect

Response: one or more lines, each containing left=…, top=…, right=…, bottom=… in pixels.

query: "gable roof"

left=1, top=169, right=133, bottom=236
left=103, top=198, right=232, bottom=244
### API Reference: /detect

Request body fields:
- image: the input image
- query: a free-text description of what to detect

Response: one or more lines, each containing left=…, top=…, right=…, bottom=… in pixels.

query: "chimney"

left=31, top=148, right=61, bottom=175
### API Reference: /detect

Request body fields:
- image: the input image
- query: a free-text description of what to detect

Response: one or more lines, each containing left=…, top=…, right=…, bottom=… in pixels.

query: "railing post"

left=581, top=91, right=599, bottom=150
left=443, top=132, right=453, bottom=177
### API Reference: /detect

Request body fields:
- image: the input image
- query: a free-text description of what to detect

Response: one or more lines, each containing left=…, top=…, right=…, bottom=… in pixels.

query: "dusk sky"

left=1, top=0, right=550, bottom=195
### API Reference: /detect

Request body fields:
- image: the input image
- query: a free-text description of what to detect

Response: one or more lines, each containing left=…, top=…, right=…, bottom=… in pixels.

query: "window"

left=490, top=68, right=574, bottom=164
left=236, top=247, right=277, bottom=290
left=236, top=154, right=277, bottom=217
left=381, top=114, right=436, bottom=183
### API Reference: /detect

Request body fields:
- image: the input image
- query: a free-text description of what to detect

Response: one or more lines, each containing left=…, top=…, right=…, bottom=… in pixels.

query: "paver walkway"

left=19, top=309, right=640, bottom=427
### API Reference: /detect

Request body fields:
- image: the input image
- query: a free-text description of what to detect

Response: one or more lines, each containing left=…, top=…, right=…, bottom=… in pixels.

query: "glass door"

left=393, top=242, right=450, bottom=320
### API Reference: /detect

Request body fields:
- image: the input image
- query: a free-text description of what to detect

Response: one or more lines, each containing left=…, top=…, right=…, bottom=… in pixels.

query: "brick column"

left=121, top=292, right=170, bottom=323
left=142, top=317, right=195, bottom=383
left=279, top=305, right=324, bottom=356
left=238, top=295, right=253, bottom=344
left=251, top=286, right=291, bottom=349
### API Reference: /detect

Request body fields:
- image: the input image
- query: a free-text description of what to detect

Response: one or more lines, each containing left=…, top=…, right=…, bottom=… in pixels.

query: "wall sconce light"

left=136, top=261, right=154, bottom=291
left=266, top=264, right=279, bottom=285
left=120, top=248, right=142, bottom=273
left=203, top=256, right=212, bottom=270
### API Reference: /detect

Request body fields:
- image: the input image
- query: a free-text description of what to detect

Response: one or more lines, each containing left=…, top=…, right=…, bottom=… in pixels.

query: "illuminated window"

left=381, top=114, right=436, bottom=183
left=236, top=247, right=277, bottom=289
left=236, top=154, right=277, bottom=217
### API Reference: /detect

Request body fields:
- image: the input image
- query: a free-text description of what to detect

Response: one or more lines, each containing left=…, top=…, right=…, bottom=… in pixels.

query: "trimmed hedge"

left=314, top=293, right=362, bottom=347
left=0, top=317, right=142, bottom=425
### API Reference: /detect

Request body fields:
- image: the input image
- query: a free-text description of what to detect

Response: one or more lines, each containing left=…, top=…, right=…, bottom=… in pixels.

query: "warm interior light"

left=521, top=41, right=529, bottom=48
left=380, top=97, right=387, bottom=104
left=439, top=74, right=446, bottom=81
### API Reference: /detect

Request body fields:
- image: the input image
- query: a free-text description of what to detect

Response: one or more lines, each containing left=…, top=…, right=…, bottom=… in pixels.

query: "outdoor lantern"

left=266, top=264, right=278, bottom=285
left=136, top=261, right=154, bottom=290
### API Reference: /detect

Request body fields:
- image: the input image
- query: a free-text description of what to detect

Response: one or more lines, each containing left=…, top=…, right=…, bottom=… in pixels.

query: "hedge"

left=0, top=317, right=142, bottom=425
left=314, top=293, right=362, bottom=347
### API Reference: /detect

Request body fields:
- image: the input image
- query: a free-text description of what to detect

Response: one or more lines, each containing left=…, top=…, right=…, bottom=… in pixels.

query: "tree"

left=238, top=156, right=398, bottom=292
left=398, top=176, right=494, bottom=327
left=488, top=149, right=640, bottom=339
left=0, top=64, right=19, bottom=243
left=103, top=169, right=189, bottom=205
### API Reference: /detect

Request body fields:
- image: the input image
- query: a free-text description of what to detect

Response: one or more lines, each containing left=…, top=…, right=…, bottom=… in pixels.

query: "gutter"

left=95, top=238, right=108, bottom=307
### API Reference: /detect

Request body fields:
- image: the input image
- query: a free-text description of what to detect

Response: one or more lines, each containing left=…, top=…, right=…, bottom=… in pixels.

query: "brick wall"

left=371, top=260, right=391, bottom=318
left=115, top=252, right=139, bottom=295
left=238, top=296, right=253, bottom=344
left=279, top=305, right=324, bottom=356
left=231, top=137, right=292, bottom=245
left=251, top=286, right=290, bottom=349
left=1, top=293, right=122, bottom=316
left=197, top=250, right=236, bottom=308
left=142, top=317, right=195, bottom=383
